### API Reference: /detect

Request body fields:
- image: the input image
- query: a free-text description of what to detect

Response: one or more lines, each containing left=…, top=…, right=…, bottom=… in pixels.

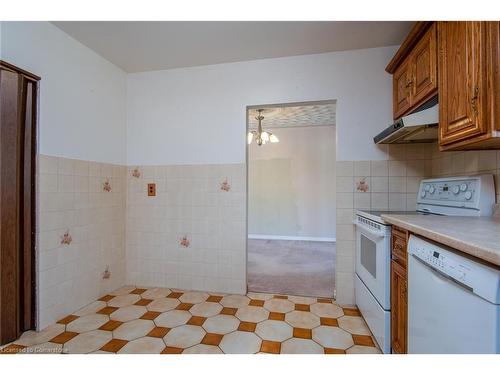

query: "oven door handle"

left=354, top=221, right=386, bottom=238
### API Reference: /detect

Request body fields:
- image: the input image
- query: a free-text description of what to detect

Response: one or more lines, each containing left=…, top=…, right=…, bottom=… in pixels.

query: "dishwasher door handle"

left=410, top=253, right=474, bottom=294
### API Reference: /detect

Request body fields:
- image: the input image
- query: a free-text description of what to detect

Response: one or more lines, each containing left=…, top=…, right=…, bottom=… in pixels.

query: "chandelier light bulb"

left=269, top=134, right=279, bottom=143
left=247, top=132, right=254, bottom=144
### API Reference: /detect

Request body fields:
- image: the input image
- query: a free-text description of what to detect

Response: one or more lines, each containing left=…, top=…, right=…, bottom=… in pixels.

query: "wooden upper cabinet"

left=393, top=60, right=412, bottom=119
left=411, top=23, right=438, bottom=107
left=439, top=22, right=487, bottom=145
left=387, top=22, right=438, bottom=120
left=438, top=21, right=500, bottom=150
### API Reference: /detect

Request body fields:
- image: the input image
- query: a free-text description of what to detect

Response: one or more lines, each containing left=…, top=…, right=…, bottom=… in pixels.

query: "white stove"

left=354, top=174, right=495, bottom=353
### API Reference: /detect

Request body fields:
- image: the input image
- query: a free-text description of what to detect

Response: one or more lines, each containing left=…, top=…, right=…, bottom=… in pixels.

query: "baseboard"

left=248, top=234, right=336, bottom=242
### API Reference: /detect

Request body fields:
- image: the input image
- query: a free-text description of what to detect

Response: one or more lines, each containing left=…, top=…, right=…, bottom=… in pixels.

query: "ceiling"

left=52, top=21, right=414, bottom=73
left=248, top=103, right=336, bottom=129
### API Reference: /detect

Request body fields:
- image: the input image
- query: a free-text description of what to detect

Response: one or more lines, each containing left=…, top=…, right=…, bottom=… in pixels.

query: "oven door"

left=355, top=222, right=391, bottom=310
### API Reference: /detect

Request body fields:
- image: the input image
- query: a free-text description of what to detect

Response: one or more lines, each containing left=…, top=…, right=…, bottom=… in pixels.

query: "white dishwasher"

left=408, top=235, right=500, bottom=354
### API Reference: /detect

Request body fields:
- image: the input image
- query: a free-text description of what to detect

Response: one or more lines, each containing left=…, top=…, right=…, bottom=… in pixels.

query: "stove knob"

left=420, top=190, right=426, bottom=198
left=464, top=191, right=472, bottom=200
left=424, top=184, right=431, bottom=192
left=452, top=185, right=460, bottom=195
left=460, top=183, right=468, bottom=192
left=429, top=186, right=436, bottom=194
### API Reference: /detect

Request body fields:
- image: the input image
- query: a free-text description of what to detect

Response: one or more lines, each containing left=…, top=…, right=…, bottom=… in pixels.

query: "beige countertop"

left=380, top=214, right=500, bottom=267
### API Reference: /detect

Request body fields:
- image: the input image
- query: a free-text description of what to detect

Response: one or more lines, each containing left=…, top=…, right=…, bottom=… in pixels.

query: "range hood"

left=374, top=97, right=439, bottom=144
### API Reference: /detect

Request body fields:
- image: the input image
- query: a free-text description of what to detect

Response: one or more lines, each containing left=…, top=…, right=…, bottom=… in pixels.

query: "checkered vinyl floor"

left=0, top=286, right=381, bottom=354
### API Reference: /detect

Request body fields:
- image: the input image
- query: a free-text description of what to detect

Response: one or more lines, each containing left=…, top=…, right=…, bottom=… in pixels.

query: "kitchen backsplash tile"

left=429, top=143, right=500, bottom=203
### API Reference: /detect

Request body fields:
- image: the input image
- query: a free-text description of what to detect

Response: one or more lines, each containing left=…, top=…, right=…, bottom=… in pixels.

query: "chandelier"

left=247, top=109, right=279, bottom=146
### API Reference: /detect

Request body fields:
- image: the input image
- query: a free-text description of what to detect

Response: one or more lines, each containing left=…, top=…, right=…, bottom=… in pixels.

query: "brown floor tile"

left=249, top=299, right=265, bottom=307
left=130, top=288, right=147, bottom=294
left=57, top=315, right=79, bottom=325
left=99, top=320, right=123, bottom=331
left=140, top=311, right=161, bottom=320
left=352, top=334, right=375, bottom=347
left=175, top=303, right=194, bottom=311
left=147, top=327, right=170, bottom=338
left=98, top=295, right=114, bottom=302
left=268, top=312, right=286, bottom=321
left=187, top=316, right=207, bottom=326
left=317, top=298, right=333, bottom=303
left=97, top=306, right=118, bottom=315
left=0, top=344, right=27, bottom=354
left=167, top=292, right=183, bottom=299
left=100, top=338, right=129, bottom=352
left=238, top=321, right=257, bottom=332
left=201, top=333, right=223, bottom=346
left=295, top=304, right=310, bottom=312
left=324, top=348, right=346, bottom=354
left=274, top=295, right=288, bottom=299
left=134, top=298, right=153, bottom=306
left=293, top=328, right=312, bottom=339
left=343, top=307, right=361, bottom=316
left=320, top=317, right=338, bottom=327
left=220, top=307, right=237, bottom=315
left=206, top=295, right=223, bottom=303
left=50, top=331, right=79, bottom=344
left=162, top=346, right=184, bottom=354
left=260, top=340, right=281, bottom=354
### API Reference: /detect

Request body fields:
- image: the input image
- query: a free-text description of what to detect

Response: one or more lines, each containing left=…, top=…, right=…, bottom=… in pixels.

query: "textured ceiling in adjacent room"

left=248, top=103, right=336, bottom=129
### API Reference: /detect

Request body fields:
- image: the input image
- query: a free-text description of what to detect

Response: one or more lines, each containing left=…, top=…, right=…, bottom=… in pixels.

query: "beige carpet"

left=247, top=239, right=335, bottom=298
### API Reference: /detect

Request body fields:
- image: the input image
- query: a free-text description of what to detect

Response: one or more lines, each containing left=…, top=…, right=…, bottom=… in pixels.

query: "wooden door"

left=0, top=61, right=39, bottom=345
left=438, top=22, right=488, bottom=145
left=0, top=67, right=22, bottom=344
left=411, top=23, right=438, bottom=107
left=393, top=60, right=413, bottom=119
left=391, top=260, right=407, bottom=354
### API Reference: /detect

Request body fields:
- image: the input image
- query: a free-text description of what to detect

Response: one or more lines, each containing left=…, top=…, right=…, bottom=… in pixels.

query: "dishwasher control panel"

left=410, top=239, right=472, bottom=285
left=408, top=235, right=500, bottom=304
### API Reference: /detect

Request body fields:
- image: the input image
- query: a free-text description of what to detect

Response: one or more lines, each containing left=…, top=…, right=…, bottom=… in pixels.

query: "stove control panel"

left=419, top=179, right=476, bottom=202
left=416, top=175, right=495, bottom=216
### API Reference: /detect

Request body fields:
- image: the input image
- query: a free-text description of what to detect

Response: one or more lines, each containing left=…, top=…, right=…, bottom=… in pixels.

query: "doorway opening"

left=246, top=100, right=336, bottom=298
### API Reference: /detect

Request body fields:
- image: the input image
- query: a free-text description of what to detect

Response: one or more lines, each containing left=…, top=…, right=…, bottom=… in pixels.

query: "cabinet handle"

left=471, top=86, right=479, bottom=116
left=405, top=80, right=413, bottom=88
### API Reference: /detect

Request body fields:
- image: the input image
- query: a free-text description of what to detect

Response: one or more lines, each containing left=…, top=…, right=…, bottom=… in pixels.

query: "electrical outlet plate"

left=148, top=183, right=156, bottom=196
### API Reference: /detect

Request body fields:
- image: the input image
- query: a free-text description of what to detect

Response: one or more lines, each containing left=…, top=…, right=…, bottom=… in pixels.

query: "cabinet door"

left=393, top=60, right=412, bottom=119
left=411, top=23, right=438, bottom=107
left=439, top=22, right=488, bottom=146
left=391, top=260, right=407, bottom=354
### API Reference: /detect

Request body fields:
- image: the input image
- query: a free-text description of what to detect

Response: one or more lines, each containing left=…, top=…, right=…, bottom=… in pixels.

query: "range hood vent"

left=374, top=97, right=439, bottom=144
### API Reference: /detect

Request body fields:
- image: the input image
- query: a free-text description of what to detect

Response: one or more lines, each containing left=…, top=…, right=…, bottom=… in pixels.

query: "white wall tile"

left=354, top=161, right=371, bottom=177
left=38, top=155, right=126, bottom=329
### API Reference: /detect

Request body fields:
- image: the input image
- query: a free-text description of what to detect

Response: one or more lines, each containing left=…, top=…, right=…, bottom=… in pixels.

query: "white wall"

left=0, top=21, right=127, bottom=164
left=248, top=126, right=336, bottom=239
left=126, top=47, right=395, bottom=165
